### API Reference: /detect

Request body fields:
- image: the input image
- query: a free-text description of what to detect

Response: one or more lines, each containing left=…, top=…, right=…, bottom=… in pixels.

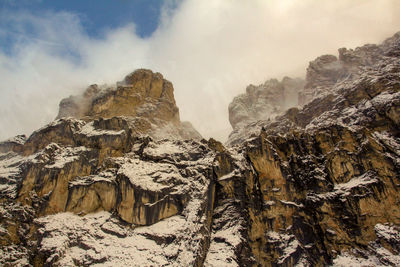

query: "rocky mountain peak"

left=57, top=69, right=179, bottom=123
left=228, top=77, right=305, bottom=130
left=55, top=69, right=201, bottom=144
left=299, top=31, right=400, bottom=106
left=1, top=33, right=400, bottom=266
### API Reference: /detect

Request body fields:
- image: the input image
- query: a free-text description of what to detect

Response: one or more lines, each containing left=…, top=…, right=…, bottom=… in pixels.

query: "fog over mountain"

left=1, top=0, right=399, bottom=141
left=1, top=1, right=400, bottom=265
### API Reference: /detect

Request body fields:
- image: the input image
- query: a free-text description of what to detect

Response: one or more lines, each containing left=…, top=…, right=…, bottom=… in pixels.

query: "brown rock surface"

left=220, top=31, right=400, bottom=266
left=56, top=69, right=201, bottom=141
left=1, top=33, right=400, bottom=266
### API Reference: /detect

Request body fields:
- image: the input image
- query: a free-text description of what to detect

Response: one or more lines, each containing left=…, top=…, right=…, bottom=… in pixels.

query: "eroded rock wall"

left=1, top=32, right=400, bottom=267
left=229, top=77, right=305, bottom=130
left=219, top=31, right=400, bottom=266
left=56, top=69, right=201, bottom=141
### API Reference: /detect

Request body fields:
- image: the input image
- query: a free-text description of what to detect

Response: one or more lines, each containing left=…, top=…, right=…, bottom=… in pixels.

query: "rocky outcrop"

left=1, top=33, right=400, bottom=266
left=0, top=135, right=25, bottom=154
left=57, top=69, right=178, bottom=121
left=299, top=32, right=400, bottom=106
left=57, top=69, right=201, bottom=141
left=229, top=77, right=305, bottom=130
left=1, top=134, right=218, bottom=264
left=0, top=70, right=212, bottom=266
left=221, top=31, right=400, bottom=266
left=217, top=126, right=399, bottom=265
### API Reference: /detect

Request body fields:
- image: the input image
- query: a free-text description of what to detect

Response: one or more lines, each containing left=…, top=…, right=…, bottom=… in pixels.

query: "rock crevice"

left=1, top=33, right=400, bottom=266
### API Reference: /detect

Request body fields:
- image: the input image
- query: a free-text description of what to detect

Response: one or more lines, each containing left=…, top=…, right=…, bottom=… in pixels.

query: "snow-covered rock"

left=1, top=32, right=400, bottom=266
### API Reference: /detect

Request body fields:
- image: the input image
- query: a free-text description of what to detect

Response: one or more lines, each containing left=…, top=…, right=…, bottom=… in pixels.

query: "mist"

left=1, top=0, right=399, bottom=141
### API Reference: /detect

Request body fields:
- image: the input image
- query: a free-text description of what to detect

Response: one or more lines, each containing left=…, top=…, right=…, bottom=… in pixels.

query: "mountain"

left=0, top=32, right=399, bottom=266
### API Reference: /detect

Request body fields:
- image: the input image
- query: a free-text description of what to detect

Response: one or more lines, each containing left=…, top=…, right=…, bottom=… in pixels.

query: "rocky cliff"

left=1, top=33, right=400, bottom=266
left=229, top=77, right=305, bottom=131
left=56, top=69, right=201, bottom=141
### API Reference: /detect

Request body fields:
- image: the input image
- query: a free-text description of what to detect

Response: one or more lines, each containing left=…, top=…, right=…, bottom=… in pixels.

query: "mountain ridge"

left=0, top=32, right=400, bottom=266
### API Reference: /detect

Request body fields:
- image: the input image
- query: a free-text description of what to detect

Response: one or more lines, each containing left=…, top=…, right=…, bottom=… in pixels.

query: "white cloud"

left=0, top=0, right=399, bottom=141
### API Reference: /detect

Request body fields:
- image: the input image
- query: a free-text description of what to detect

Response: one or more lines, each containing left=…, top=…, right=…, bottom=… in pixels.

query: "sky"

left=0, top=0, right=164, bottom=40
left=0, top=0, right=400, bottom=142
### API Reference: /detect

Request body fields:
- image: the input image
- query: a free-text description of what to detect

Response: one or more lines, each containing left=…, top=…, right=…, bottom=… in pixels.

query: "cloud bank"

left=1, top=0, right=399, bottom=141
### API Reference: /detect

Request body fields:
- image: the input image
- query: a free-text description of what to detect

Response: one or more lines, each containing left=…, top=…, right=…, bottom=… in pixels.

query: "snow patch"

left=118, top=158, right=185, bottom=192
left=45, top=146, right=90, bottom=169
left=79, top=121, right=125, bottom=137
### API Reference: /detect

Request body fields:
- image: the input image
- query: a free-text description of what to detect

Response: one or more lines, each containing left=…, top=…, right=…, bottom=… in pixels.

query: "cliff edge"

left=0, top=33, right=400, bottom=266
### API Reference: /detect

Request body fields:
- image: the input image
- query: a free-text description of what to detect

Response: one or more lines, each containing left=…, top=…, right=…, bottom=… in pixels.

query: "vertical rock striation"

left=229, top=77, right=305, bottom=130
left=221, top=31, right=400, bottom=266
left=1, top=33, right=400, bottom=266
left=0, top=69, right=213, bottom=266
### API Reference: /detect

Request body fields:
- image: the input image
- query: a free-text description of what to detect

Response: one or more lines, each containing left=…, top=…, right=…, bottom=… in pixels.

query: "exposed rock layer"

left=229, top=77, right=305, bottom=130
left=1, top=33, right=400, bottom=266
left=222, top=31, right=400, bottom=266
left=56, top=69, right=201, bottom=141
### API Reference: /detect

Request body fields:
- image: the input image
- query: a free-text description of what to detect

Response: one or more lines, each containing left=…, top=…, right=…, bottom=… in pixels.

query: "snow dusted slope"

left=0, top=133, right=218, bottom=266
left=220, top=32, right=400, bottom=266
left=229, top=77, right=305, bottom=130
left=1, top=33, right=400, bottom=266
left=228, top=32, right=400, bottom=146
left=0, top=70, right=217, bottom=266
left=35, top=206, right=211, bottom=266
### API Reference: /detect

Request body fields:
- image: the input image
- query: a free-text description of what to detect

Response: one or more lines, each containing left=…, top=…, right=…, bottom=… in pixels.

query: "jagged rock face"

left=222, top=127, right=399, bottom=266
left=0, top=135, right=25, bottom=154
left=0, top=121, right=217, bottom=265
left=0, top=69, right=210, bottom=266
left=1, top=33, right=400, bottom=267
left=221, top=31, right=400, bottom=266
left=229, top=32, right=400, bottom=146
left=229, top=77, right=305, bottom=130
left=4, top=118, right=215, bottom=223
left=298, top=54, right=345, bottom=106
left=56, top=69, right=201, bottom=141
left=299, top=32, right=400, bottom=106
left=57, top=69, right=178, bottom=122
